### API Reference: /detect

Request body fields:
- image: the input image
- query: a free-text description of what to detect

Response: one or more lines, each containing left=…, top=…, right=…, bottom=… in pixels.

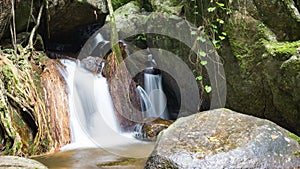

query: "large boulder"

left=145, top=109, right=300, bottom=168
left=0, top=156, right=48, bottom=169
left=45, top=0, right=108, bottom=52
left=221, top=0, right=300, bottom=135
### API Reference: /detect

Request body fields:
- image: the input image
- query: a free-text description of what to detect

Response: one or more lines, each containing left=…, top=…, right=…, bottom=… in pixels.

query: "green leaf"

left=196, top=76, right=203, bottom=81
left=197, top=36, right=206, bottom=42
left=200, top=60, right=208, bottom=65
left=216, top=2, right=225, bottom=7
left=221, top=32, right=227, bottom=36
left=216, top=18, right=224, bottom=24
left=198, top=50, right=207, bottom=57
left=208, top=7, right=216, bottom=12
left=210, top=24, right=217, bottom=29
left=194, top=11, right=199, bottom=15
left=212, top=39, right=220, bottom=45
left=205, top=85, right=212, bottom=93
left=219, top=36, right=225, bottom=40
left=191, top=31, right=197, bottom=35
left=226, top=9, right=232, bottom=14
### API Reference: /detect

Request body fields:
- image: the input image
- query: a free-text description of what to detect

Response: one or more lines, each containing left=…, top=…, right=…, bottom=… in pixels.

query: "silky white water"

left=60, top=59, right=143, bottom=151
left=143, top=73, right=169, bottom=119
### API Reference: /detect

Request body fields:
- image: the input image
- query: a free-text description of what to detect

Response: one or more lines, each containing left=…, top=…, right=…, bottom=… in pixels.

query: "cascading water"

left=136, top=50, right=169, bottom=120
left=60, top=59, right=123, bottom=150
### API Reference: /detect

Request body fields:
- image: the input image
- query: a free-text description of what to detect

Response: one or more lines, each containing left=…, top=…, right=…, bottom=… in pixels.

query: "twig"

left=27, top=2, right=44, bottom=49
left=10, top=0, right=17, bottom=52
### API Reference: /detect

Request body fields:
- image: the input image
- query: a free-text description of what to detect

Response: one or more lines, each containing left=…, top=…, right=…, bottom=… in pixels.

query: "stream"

left=35, top=142, right=154, bottom=169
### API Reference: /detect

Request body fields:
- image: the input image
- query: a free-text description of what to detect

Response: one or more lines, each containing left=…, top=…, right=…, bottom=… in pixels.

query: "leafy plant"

left=187, top=0, right=230, bottom=107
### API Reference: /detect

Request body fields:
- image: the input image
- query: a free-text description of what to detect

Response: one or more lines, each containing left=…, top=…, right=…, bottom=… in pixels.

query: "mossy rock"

left=146, top=109, right=300, bottom=168
left=0, top=156, right=48, bottom=169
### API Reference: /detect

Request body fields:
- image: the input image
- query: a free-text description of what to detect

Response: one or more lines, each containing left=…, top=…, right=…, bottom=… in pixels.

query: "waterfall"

left=143, top=73, right=169, bottom=119
left=136, top=50, right=169, bottom=120
left=60, top=59, right=123, bottom=150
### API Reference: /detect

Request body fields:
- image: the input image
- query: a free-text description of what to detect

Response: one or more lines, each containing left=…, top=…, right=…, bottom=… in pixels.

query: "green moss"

left=288, top=132, right=300, bottom=145
left=112, top=0, right=132, bottom=10
left=265, top=40, right=300, bottom=60
left=294, top=151, right=300, bottom=156
left=256, top=23, right=276, bottom=41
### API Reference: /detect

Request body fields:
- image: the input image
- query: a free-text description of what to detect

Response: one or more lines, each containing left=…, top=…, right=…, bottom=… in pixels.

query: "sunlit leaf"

left=221, top=32, right=227, bottom=36
left=217, top=18, right=224, bottom=24
left=200, top=60, right=208, bottom=65
left=196, top=76, right=203, bottom=81
left=219, top=36, right=225, bottom=40
left=197, top=36, right=206, bottom=42
left=198, top=50, right=207, bottom=57
left=205, top=85, right=212, bottom=93
left=208, top=7, right=216, bottom=12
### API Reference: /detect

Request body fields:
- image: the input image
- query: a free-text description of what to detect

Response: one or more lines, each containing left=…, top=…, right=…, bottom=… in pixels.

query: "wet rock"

left=41, top=60, right=71, bottom=151
left=133, top=118, right=173, bottom=141
left=0, top=156, right=48, bottom=169
left=81, top=56, right=104, bottom=74
left=145, top=109, right=300, bottom=169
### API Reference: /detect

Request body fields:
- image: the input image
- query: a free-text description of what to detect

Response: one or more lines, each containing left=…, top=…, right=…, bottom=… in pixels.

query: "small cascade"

left=60, top=59, right=122, bottom=150
left=136, top=50, right=169, bottom=120
left=136, top=85, right=152, bottom=117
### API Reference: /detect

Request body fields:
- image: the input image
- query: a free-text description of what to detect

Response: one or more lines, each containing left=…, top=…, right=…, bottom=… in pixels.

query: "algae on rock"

left=0, top=48, right=53, bottom=156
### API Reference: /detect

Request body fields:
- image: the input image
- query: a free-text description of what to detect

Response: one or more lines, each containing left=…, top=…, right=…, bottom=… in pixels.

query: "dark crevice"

left=294, top=0, right=300, bottom=11
left=43, top=15, right=107, bottom=55
left=8, top=98, right=38, bottom=137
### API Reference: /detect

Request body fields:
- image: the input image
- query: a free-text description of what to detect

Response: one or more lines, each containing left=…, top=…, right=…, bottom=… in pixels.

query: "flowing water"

left=59, top=59, right=152, bottom=151
left=143, top=73, right=169, bottom=119
left=136, top=51, right=169, bottom=120
left=60, top=59, right=121, bottom=150
left=35, top=145, right=154, bottom=169
left=37, top=44, right=170, bottom=168
left=35, top=59, right=155, bottom=168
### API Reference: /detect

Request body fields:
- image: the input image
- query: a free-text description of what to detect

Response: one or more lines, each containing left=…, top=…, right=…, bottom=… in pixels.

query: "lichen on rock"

left=145, top=109, right=300, bottom=168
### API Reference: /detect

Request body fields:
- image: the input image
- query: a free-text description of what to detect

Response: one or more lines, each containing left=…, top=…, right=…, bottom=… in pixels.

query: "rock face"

left=221, top=0, right=300, bottom=135
left=45, top=0, right=108, bottom=52
left=141, top=0, right=300, bottom=135
left=0, top=52, right=54, bottom=155
left=40, top=60, right=71, bottom=150
left=0, top=0, right=108, bottom=53
left=0, top=156, right=48, bottom=169
left=145, top=109, right=300, bottom=169
left=133, top=118, right=173, bottom=141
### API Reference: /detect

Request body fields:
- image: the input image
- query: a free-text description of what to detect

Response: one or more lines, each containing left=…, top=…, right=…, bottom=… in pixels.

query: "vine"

left=188, top=0, right=230, bottom=107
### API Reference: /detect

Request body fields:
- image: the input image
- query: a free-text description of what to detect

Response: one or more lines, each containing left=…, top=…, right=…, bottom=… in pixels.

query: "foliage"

left=188, top=0, right=230, bottom=99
